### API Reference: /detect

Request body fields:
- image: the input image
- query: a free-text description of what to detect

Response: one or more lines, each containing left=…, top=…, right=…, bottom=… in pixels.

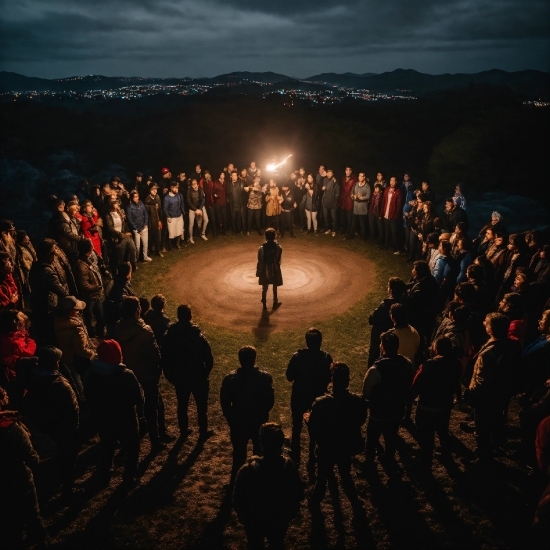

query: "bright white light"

left=266, top=154, right=292, bottom=172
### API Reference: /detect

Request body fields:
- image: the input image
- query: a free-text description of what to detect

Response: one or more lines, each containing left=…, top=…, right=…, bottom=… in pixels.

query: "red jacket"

left=77, top=212, right=103, bottom=258
left=202, top=179, right=215, bottom=208
left=381, top=186, right=404, bottom=220
left=0, top=274, right=18, bottom=308
left=339, top=175, right=356, bottom=211
left=0, top=329, right=37, bottom=381
left=213, top=179, right=227, bottom=206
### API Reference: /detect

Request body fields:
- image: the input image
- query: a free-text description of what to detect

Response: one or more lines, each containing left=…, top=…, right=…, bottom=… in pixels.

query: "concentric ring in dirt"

left=164, top=239, right=376, bottom=333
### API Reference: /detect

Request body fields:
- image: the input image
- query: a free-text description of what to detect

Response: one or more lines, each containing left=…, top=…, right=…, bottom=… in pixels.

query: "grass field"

left=37, top=233, right=542, bottom=549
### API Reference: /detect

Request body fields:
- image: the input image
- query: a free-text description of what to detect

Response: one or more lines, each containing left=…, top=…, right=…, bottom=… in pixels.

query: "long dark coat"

left=256, top=241, right=283, bottom=286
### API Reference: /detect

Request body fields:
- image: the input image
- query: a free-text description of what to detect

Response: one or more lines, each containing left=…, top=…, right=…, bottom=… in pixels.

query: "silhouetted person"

left=362, top=331, right=413, bottom=467
left=21, top=346, right=80, bottom=496
left=412, top=336, right=462, bottom=469
left=285, top=327, right=332, bottom=470
left=256, top=227, right=282, bottom=310
left=115, top=296, right=172, bottom=450
left=220, top=346, right=275, bottom=482
left=161, top=304, right=214, bottom=440
left=85, top=339, right=143, bottom=486
left=0, top=385, right=48, bottom=548
left=308, top=362, right=367, bottom=511
left=233, top=422, right=304, bottom=550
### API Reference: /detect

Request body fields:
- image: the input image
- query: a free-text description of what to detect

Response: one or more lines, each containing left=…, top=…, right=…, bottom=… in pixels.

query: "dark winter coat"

left=256, top=241, right=283, bottom=286
left=29, top=261, right=70, bottom=315
left=84, top=359, right=143, bottom=431
left=114, top=318, right=161, bottom=386
left=363, top=354, right=413, bottom=421
left=412, top=355, right=462, bottom=411
left=220, top=366, right=274, bottom=430
left=308, top=389, right=368, bottom=458
left=233, top=455, right=304, bottom=527
left=286, top=348, right=332, bottom=413
left=161, top=321, right=213, bottom=385
left=74, top=255, right=104, bottom=301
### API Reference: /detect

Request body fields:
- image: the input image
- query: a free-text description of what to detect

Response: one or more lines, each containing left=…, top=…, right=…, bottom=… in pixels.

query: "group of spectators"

left=0, top=160, right=549, bottom=549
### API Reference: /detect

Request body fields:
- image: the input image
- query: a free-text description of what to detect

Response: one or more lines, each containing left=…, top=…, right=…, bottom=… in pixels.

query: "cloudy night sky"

left=1, top=0, right=549, bottom=79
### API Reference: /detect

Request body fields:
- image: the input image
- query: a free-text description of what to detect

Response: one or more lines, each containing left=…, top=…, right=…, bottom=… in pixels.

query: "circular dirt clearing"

left=165, top=239, right=376, bottom=333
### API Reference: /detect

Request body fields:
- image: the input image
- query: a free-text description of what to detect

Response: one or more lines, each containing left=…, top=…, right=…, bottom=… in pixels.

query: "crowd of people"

left=1, top=160, right=549, bottom=549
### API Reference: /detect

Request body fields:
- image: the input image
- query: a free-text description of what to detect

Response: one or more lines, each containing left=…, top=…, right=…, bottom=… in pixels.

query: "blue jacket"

left=126, top=201, right=149, bottom=231
left=457, top=251, right=472, bottom=284
left=433, top=254, right=452, bottom=286
left=163, top=192, right=186, bottom=219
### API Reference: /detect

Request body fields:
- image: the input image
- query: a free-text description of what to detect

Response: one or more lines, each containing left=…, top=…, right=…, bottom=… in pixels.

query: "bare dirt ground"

left=163, top=238, right=376, bottom=333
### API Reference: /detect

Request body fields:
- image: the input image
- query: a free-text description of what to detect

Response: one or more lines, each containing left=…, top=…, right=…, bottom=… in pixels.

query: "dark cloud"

left=0, top=0, right=547, bottom=77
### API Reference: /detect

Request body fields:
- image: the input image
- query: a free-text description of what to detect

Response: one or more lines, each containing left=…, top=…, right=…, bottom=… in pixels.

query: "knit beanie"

left=97, top=339, right=122, bottom=365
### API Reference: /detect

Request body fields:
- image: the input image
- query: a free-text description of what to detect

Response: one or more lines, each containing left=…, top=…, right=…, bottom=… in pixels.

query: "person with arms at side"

left=321, top=169, right=340, bottom=237
left=161, top=304, right=214, bottom=440
left=412, top=336, right=462, bottom=469
left=220, top=345, right=274, bottom=483
left=21, top=346, right=80, bottom=497
left=233, top=422, right=304, bottom=550
left=256, top=227, right=283, bottom=310
left=339, top=166, right=356, bottom=236
left=85, top=339, right=143, bottom=487
left=346, top=172, right=371, bottom=241
left=0, top=385, right=48, bottom=548
left=362, top=331, right=413, bottom=469
left=115, top=296, right=173, bottom=451
left=308, top=362, right=367, bottom=512
left=126, top=190, right=152, bottom=263
left=144, top=183, right=164, bottom=257
left=285, top=327, right=332, bottom=471
left=381, top=176, right=404, bottom=253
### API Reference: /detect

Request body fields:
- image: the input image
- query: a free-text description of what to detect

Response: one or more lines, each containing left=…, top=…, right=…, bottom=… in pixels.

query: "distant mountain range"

left=1, top=68, right=548, bottom=95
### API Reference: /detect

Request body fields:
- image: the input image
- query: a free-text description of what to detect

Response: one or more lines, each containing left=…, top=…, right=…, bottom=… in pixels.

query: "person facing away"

left=285, top=327, right=332, bottom=470
left=233, top=422, right=304, bottom=550
left=308, top=362, right=367, bottom=511
left=362, top=331, right=413, bottom=466
left=84, top=339, right=143, bottom=486
left=256, top=227, right=283, bottom=310
left=161, top=303, right=214, bottom=440
left=220, top=345, right=275, bottom=483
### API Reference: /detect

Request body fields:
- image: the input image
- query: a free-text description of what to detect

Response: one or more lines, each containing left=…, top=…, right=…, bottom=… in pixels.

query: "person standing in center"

left=256, top=228, right=282, bottom=310
left=161, top=304, right=214, bottom=440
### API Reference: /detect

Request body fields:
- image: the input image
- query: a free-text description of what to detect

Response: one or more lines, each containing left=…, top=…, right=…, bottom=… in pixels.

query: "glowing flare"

left=266, top=154, right=292, bottom=171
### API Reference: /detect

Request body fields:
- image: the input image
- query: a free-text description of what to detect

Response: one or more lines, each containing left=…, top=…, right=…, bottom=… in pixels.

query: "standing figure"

left=321, top=169, right=340, bottom=237
left=285, top=327, right=332, bottom=469
left=161, top=304, right=214, bottom=440
left=144, top=184, right=164, bottom=258
left=256, top=228, right=283, bottom=310
left=308, top=362, right=367, bottom=511
left=233, top=423, right=304, bottom=550
left=85, top=339, right=143, bottom=486
left=362, top=331, right=413, bottom=467
left=220, top=346, right=274, bottom=482
left=163, top=182, right=186, bottom=250
left=115, top=296, right=173, bottom=450
left=126, top=190, right=152, bottom=262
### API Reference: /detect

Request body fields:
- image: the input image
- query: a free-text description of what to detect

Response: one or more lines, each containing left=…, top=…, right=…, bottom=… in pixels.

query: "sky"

left=1, top=0, right=549, bottom=79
